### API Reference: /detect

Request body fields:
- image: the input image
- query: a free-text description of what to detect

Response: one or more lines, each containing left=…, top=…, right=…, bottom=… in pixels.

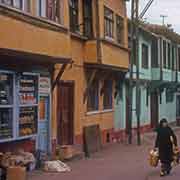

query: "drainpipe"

left=95, top=0, right=102, bottom=63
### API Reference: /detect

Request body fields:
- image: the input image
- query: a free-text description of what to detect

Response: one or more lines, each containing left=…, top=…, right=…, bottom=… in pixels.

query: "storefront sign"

left=39, top=77, right=51, bottom=94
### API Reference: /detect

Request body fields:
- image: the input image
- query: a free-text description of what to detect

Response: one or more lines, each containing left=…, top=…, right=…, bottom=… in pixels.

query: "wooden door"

left=150, top=92, right=159, bottom=128
left=57, top=81, right=74, bottom=145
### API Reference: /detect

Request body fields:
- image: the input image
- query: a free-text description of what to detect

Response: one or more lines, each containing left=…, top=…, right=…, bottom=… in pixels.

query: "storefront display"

left=19, top=74, right=38, bottom=137
left=0, top=72, right=13, bottom=140
left=19, top=107, right=37, bottom=136
left=0, top=71, right=39, bottom=142
left=0, top=108, right=13, bottom=139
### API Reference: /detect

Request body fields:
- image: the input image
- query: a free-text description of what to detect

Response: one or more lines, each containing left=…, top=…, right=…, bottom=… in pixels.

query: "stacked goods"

left=149, top=149, right=159, bottom=167
left=0, top=150, right=36, bottom=171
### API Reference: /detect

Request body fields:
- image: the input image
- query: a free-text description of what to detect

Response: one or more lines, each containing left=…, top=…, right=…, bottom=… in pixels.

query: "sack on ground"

left=44, top=160, right=71, bottom=172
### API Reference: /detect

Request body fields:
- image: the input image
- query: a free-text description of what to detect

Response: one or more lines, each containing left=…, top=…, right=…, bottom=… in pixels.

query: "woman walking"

left=155, top=118, right=178, bottom=177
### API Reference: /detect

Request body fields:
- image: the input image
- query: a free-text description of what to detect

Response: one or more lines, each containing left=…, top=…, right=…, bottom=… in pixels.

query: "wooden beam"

left=83, top=69, right=97, bottom=103
left=51, top=63, right=67, bottom=91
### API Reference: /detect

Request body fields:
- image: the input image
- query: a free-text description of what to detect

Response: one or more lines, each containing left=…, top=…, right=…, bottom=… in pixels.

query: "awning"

left=0, top=48, right=71, bottom=70
left=84, top=62, right=128, bottom=72
left=0, top=48, right=72, bottom=91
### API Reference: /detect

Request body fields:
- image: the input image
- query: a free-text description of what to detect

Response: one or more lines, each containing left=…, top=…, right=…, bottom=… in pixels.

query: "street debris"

left=44, top=160, right=71, bottom=172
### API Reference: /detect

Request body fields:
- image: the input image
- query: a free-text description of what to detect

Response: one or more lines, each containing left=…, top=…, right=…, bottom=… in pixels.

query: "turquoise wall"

left=114, top=85, right=126, bottom=130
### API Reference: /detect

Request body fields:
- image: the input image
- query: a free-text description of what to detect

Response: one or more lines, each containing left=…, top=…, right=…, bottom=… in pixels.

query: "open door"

left=150, top=92, right=159, bottom=128
left=57, top=81, right=74, bottom=145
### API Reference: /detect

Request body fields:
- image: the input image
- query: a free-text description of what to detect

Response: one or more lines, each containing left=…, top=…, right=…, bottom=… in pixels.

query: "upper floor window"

left=167, top=43, right=171, bottom=69
left=104, top=7, right=114, bottom=38
left=178, top=47, right=180, bottom=71
left=116, top=15, right=124, bottom=44
left=0, top=0, right=30, bottom=12
left=37, top=0, right=61, bottom=23
left=69, top=0, right=79, bottom=32
left=142, top=43, right=149, bottom=69
left=172, top=46, right=175, bottom=71
left=83, top=0, right=93, bottom=38
left=163, top=40, right=167, bottom=69
left=103, top=80, right=113, bottom=110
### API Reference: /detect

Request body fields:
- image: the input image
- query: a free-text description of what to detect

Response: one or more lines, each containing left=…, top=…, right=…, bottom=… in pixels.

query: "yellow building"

left=0, top=0, right=129, bottom=155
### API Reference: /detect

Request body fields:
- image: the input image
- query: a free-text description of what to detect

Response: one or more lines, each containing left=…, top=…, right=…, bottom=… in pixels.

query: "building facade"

left=0, top=0, right=129, bottom=155
left=114, top=23, right=180, bottom=141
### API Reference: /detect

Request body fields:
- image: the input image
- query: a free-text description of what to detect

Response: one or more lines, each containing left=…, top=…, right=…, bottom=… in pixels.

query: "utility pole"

left=128, top=0, right=135, bottom=144
left=135, top=0, right=141, bottom=146
left=129, top=0, right=154, bottom=145
left=160, top=14, right=168, bottom=25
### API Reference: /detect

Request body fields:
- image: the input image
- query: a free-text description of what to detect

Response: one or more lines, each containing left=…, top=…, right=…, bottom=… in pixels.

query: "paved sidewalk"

left=29, top=129, right=180, bottom=180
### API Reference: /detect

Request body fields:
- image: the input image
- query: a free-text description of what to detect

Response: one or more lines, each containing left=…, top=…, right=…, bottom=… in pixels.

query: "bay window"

left=104, top=7, right=114, bottom=38
left=69, top=0, right=79, bottom=32
left=116, top=15, right=124, bottom=44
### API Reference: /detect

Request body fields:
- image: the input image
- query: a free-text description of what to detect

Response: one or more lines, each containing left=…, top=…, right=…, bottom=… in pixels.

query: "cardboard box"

left=7, top=166, right=26, bottom=180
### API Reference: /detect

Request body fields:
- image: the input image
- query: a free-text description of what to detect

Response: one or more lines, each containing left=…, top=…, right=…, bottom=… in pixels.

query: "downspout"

left=95, top=0, right=102, bottom=63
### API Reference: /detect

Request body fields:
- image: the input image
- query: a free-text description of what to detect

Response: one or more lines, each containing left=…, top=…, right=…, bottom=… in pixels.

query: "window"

left=151, top=39, right=158, bottom=68
left=172, top=46, right=175, bottom=71
left=0, top=0, right=30, bottom=12
left=142, top=43, right=149, bottom=69
left=104, top=7, right=114, bottom=38
left=163, top=40, right=167, bottom=68
left=37, top=0, right=47, bottom=18
left=69, top=0, right=79, bottom=32
left=178, top=47, right=180, bottom=71
left=166, top=89, right=174, bottom=103
left=103, top=80, right=113, bottom=110
left=83, top=0, right=93, bottom=38
left=37, top=0, right=61, bottom=23
left=167, top=43, right=171, bottom=69
left=116, top=15, right=124, bottom=44
left=87, top=79, right=99, bottom=112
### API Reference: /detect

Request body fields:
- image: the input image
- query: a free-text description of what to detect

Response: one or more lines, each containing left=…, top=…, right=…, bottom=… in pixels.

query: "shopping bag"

left=170, top=136, right=180, bottom=166
left=149, top=149, right=159, bottom=167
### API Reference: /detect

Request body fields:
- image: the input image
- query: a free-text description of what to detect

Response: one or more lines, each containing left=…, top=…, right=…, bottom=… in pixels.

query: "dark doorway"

left=150, top=92, right=159, bottom=128
left=176, top=95, right=180, bottom=126
left=57, top=81, right=74, bottom=145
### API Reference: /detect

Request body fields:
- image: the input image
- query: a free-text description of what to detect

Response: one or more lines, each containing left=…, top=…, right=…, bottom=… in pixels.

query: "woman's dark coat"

left=155, top=126, right=177, bottom=164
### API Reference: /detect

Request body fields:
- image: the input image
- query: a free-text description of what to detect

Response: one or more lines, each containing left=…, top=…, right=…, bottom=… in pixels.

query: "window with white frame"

left=0, top=0, right=30, bottom=12
left=142, top=43, right=149, bottom=69
left=104, top=7, right=114, bottom=38
left=37, top=0, right=62, bottom=23
left=163, top=40, right=167, bottom=69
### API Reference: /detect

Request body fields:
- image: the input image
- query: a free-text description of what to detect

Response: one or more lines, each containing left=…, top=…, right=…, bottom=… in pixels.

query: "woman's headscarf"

left=159, top=118, right=168, bottom=128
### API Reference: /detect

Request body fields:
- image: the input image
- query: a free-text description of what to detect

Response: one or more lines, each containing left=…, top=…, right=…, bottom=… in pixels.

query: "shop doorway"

left=38, top=95, right=50, bottom=153
left=150, top=92, right=159, bottom=128
left=176, top=95, right=180, bottom=126
left=57, top=81, right=74, bottom=145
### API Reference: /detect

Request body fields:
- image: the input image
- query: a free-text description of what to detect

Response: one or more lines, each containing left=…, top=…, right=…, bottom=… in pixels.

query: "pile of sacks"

left=0, top=149, right=36, bottom=171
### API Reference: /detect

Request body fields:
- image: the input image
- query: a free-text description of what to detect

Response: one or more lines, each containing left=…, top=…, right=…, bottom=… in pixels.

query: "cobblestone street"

left=29, top=129, right=180, bottom=180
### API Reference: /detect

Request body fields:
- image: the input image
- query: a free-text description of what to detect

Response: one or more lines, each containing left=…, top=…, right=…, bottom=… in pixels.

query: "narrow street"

left=29, top=129, right=180, bottom=180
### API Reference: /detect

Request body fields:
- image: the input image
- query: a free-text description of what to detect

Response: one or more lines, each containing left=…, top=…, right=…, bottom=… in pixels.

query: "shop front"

left=0, top=48, right=70, bottom=154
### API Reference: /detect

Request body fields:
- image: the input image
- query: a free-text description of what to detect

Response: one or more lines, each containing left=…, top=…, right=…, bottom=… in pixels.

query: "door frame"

left=150, top=92, right=159, bottom=128
left=57, top=80, right=75, bottom=145
left=36, top=93, right=51, bottom=154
